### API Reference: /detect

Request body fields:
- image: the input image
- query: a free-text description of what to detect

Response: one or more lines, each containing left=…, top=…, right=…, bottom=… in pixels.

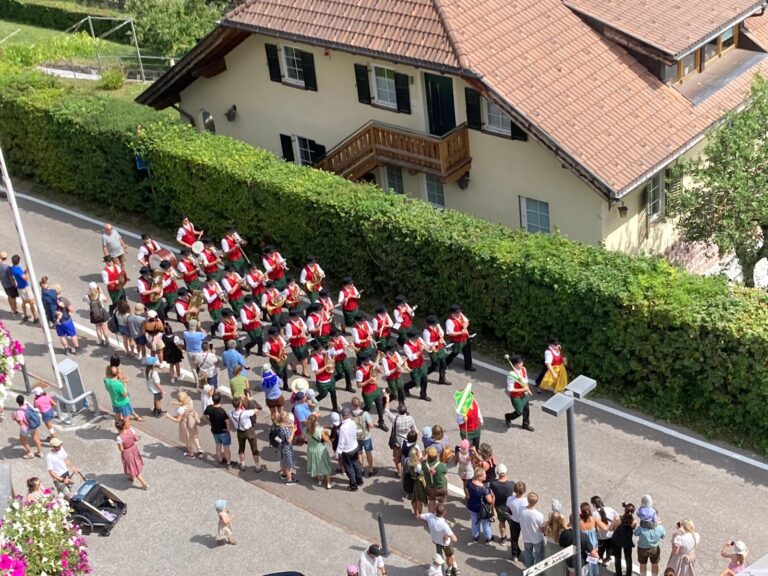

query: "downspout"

left=172, top=104, right=196, bottom=127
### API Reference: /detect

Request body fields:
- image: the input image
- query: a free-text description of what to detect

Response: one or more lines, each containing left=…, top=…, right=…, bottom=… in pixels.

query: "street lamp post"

left=541, top=375, right=597, bottom=576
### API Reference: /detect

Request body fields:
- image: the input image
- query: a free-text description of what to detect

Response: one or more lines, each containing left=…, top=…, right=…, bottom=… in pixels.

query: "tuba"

left=187, top=290, right=206, bottom=322
left=306, top=267, right=324, bottom=292
left=149, top=269, right=164, bottom=303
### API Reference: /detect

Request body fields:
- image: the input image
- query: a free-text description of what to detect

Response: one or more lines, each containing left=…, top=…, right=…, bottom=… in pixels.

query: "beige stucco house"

left=137, top=0, right=768, bottom=271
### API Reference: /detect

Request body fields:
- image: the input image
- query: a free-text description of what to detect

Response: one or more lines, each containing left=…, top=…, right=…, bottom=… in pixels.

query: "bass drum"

left=149, top=247, right=178, bottom=270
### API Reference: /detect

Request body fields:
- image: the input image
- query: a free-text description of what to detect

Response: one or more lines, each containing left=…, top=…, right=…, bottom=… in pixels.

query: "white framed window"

left=373, top=66, right=397, bottom=108
left=384, top=166, right=404, bottom=194
left=200, top=110, right=216, bottom=133
left=484, top=100, right=512, bottom=135
left=520, top=196, right=550, bottom=234
left=281, top=46, right=305, bottom=86
left=295, top=136, right=313, bottom=166
left=647, top=173, right=665, bottom=219
left=425, top=175, right=445, bottom=208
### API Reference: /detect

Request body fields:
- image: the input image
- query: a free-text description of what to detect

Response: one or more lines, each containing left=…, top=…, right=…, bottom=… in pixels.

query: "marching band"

left=103, top=217, right=545, bottom=435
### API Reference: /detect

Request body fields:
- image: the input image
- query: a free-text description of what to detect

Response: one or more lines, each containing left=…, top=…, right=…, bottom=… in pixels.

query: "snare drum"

left=149, top=247, right=178, bottom=270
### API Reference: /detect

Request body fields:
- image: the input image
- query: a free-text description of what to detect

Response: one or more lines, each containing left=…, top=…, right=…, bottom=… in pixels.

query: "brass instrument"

left=149, top=269, right=164, bottom=303
left=306, top=267, right=325, bottom=292
left=276, top=344, right=288, bottom=365
left=266, top=293, right=287, bottom=315
left=187, top=290, right=206, bottom=322
left=323, top=348, right=336, bottom=373
left=286, top=285, right=305, bottom=307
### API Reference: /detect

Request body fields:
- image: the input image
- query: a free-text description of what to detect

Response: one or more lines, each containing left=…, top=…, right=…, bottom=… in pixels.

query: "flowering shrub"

left=0, top=320, right=24, bottom=393
left=0, top=493, right=91, bottom=576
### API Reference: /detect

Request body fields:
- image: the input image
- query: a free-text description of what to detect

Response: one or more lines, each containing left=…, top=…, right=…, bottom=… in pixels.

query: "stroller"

left=69, top=480, right=127, bottom=537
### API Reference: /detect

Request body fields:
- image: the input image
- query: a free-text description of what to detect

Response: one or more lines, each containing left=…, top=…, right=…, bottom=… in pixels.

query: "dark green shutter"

left=354, top=64, right=371, bottom=104
left=510, top=122, right=528, bottom=141
left=301, top=51, right=317, bottom=91
left=280, top=134, right=294, bottom=162
left=310, top=140, right=326, bottom=163
left=395, top=72, right=411, bottom=114
left=465, top=88, right=482, bottom=130
left=265, top=44, right=281, bottom=82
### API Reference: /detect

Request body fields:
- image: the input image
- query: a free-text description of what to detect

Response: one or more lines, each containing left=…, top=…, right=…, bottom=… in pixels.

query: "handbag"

left=388, top=416, right=399, bottom=449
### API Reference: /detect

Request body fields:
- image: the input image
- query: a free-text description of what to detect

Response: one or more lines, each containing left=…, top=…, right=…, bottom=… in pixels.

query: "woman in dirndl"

left=539, top=338, right=568, bottom=393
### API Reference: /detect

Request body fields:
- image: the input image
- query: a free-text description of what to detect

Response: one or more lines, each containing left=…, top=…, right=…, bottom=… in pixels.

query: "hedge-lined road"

left=1, top=187, right=767, bottom=575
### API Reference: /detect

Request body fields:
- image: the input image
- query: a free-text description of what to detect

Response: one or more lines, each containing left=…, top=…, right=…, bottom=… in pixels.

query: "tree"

left=126, top=0, right=226, bottom=57
left=667, top=74, right=768, bottom=288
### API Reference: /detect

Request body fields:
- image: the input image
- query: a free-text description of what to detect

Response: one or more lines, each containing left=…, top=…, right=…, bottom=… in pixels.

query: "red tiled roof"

left=563, top=0, right=763, bottom=56
left=224, top=0, right=466, bottom=69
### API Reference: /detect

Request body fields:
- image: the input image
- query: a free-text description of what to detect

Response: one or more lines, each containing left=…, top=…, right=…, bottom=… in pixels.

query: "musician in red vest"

left=423, top=315, right=447, bottom=385
left=136, top=266, right=163, bottom=316
left=328, top=326, right=354, bottom=392
left=380, top=343, right=405, bottom=404
left=176, top=249, right=203, bottom=292
left=284, top=308, right=310, bottom=377
left=337, top=277, right=361, bottom=329
left=355, top=353, right=387, bottom=431
left=174, top=287, right=201, bottom=329
left=403, top=328, right=430, bottom=401
left=239, top=295, right=263, bottom=355
left=137, top=233, right=160, bottom=268
left=245, top=262, right=266, bottom=299
left=318, top=288, right=335, bottom=318
left=221, top=226, right=247, bottom=276
left=216, top=308, right=240, bottom=346
left=505, top=354, right=534, bottom=432
left=261, top=281, right=287, bottom=324
left=457, top=396, right=483, bottom=449
left=351, top=312, right=376, bottom=358
left=284, top=276, right=305, bottom=311
left=262, top=326, right=289, bottom=389
left=262, top=245, right=288, bottom=291
left=176, top=216, right=203, bottom=249
left=101, top=255, right=125, bottom=308
left=372, top=305, right=395, bottom=353
left=309, top=340, right=338, bottom=412
left=445, top=304, right=475, bottom=372
left=300, top=255, right=325, bottom=304
left=159, top=260, right=180, bottom=318
left=221, top=264, right=246, bottom=316
left=393, top=295, right=415, bottom=346
left=198, top=238, right=222, bottom=282
left=202, top=274, right=225, bottom=323
left=306, top=302, right=331, bottom=348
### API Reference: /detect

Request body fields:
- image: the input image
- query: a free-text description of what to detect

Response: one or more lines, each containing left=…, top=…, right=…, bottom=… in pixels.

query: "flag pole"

left=0, top=147, right=63, bottom=389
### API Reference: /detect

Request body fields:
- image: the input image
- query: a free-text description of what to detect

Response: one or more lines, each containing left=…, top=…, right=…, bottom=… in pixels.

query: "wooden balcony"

left=315, top=121, right=471, bottom=184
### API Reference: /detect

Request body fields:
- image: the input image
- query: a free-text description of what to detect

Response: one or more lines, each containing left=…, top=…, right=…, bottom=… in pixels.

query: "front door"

left=424, top=73, right=456, bottom=137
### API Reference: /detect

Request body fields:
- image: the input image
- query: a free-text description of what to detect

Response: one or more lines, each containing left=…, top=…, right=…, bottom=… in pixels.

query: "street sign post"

left=523, top=545, right=575, bottom=576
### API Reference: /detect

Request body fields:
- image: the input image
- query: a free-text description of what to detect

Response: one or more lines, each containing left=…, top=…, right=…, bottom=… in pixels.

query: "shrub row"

left=1, top=69, right=768, bottom=454
left=0, top=0, right=131, bottom=43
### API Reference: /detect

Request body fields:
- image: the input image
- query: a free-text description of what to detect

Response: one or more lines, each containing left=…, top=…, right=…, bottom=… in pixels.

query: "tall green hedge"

left=1, top=69, right=768, bottom=455
left=0, top=0, right=131, bottom=43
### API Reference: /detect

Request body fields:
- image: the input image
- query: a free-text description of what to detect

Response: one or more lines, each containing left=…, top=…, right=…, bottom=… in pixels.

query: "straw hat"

left=290, top=378, right=309, bottom=393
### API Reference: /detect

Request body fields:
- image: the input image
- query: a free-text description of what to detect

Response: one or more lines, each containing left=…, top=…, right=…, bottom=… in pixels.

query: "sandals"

left=22, top=453, right=34, bottom=459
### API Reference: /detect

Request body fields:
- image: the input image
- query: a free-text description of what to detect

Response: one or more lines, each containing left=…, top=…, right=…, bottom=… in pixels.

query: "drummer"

left=176, top=216, right=203, bottom=249
left=137, top=233, right=160, bottom=268
left=177, top=249, right=203, bottom=292
left=198, top=237, right=223, bottom=282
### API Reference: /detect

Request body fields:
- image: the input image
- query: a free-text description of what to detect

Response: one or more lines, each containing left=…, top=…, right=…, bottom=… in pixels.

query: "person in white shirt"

left=506, top=481, right=528, bottom=561
left=419, top=503, right=459, bottom=575
left=520, top=491, right=546, bottom=567
left=46, top=438, right=80, bottom=496
left=358, top=545, right=386, bottom=576
left=336, top=407, right=364, bottom=491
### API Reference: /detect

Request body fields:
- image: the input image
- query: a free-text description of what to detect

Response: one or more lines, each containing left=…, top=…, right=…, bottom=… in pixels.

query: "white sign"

left=523, top=545, right=575, bottom=576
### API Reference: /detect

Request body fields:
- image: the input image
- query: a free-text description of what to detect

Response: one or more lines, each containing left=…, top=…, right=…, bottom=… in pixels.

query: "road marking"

left=10, top=190, right=768, bottom=471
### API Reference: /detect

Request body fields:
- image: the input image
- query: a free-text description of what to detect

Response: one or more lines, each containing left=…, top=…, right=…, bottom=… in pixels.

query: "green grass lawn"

left=18, top=0, right=122, bottom=18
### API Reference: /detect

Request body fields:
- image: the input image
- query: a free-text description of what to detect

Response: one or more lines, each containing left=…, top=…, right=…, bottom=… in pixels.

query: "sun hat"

left=147, top=310, right=158, bottom=319
left=33, top=386, right=44, bottom=396
left=262, top=363, right=273, bottom=374
left=88, top=281, right=98, bottom=290
left=290, top=378, right=309, bottom=393
left=50, top=438, right=63, bottom=447
left=731, top=541, right=748, bottom=555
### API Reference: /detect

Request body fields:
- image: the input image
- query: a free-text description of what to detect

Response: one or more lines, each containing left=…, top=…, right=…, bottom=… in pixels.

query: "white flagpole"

left=0, top=146, right=63, bottom=389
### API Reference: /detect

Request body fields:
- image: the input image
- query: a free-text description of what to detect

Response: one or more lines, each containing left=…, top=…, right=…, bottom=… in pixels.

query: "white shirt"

left=380, top=353, right=402, bottom=377
left=337, top=286, right=359, bottom=307
left=101, top=264, right=123, bottom=286
left=240, top=304, right=262, bottom=326
left=262, top=252, right=285, bottom=274
left=336, top=418, right=359, bottom=455
left=392, top=305, right=413, bottom=329
left=45, top=448, right=69, bottom=476
left=137, top=241, right=159, bottom=263
left=283, top=319, right=307, bottom=339
left=352, top=322, right=373, bottom=346
left=196, top=351, right=219, bottom=378
left=520, top=507, right=545, bottom=544
left=593, top=507, right=619, bottom=540
left=419, top=513, right=454, bottom=546
left=146, top=370, right=161, bottom=395
left=221, top=273, right=243, bottom=294
left=359, top=552, right=384, bottom=576
left=203, top=284, right=222, bottom=304
left=229, top=408, right=257, bottom=431
left=403, top=339, right=424, bottom=361
left=445, top=314, right=468, bottom=337
left=300, top=264, right=324, bottom=284
left=422, top=325, right=444, bottom=344
left=372, top=313, right=392, bottom=335
left=506, top=368, right=527, bottom=393
left=507, top=495, right=528, bottom=523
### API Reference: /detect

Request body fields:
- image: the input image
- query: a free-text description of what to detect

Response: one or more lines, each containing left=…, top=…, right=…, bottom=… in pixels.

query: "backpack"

left=24, top=405, right=42, bottom=430
left=107, top=312, right=119, bottom=334
left=352, top=411, right=367, bottom=441
left=268, top=424, right=282, bottom=448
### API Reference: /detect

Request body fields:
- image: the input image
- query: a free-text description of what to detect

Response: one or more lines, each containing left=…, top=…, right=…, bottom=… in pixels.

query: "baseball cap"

left=331, top=412, right=341, bottom=426
left=33, top=387, right=44, bottom=396
left=497, top=463, right=508, bottom=476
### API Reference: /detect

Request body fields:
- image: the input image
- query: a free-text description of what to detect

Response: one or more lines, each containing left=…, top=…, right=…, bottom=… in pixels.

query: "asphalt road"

left=1, top=184, right=767, bottom=576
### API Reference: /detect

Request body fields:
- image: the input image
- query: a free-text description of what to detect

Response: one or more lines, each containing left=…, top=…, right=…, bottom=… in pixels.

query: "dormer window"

left=663, top=25, right=740, bottom=85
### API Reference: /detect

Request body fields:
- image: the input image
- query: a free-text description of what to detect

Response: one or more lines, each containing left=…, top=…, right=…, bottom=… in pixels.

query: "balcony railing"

left=316, top=121, right=471, bottom=184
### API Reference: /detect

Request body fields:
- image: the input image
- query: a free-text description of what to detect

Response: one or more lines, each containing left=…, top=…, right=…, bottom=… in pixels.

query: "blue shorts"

left=212, top=432, right=232, bottom=446
left=112, top=404, right=133, bottom=416
left=118, top=325, right=130, bottom=336
left=134, top=335, right=147, bottom=346
left=42, top=409, right=55, bottom=423
left=55, top=320, right=77, bottom=338
left=359, top=437, right=373, bottom=453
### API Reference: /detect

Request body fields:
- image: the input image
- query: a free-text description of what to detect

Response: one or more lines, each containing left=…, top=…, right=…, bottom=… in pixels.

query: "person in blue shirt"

left=260, top=363, right=284, bottom=418
left=635, top=514, right=666, bottom=576
left=10, top=254, right=39, bottom=322
left=222, top=339, right=247, bottom=380
left=182, top=320, right=207, bottom=386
